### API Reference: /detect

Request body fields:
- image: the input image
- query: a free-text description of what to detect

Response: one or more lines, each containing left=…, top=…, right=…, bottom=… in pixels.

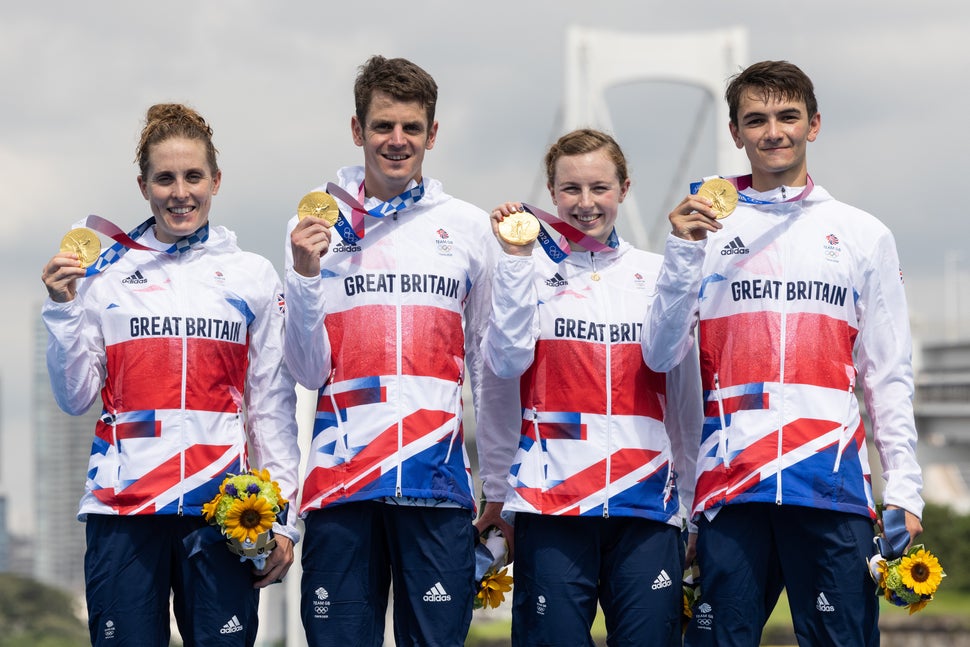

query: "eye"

left=154, top=173, right=174, bottom=186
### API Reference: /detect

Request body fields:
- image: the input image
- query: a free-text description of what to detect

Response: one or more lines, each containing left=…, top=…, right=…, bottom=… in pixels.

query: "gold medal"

left=297, top=191, right=340, bottom=226
left=697, top=178, right=738, bottom=219
left=59, top=227, right=102, bottom=268
left=497, top=211, right=540, bottom=246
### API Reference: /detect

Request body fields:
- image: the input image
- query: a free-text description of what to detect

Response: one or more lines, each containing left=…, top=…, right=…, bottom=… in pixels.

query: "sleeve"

left=244, top=260, right=303, bottom=542
left=480, top=251, right=541, bottom=379
left=282, top=215, right=333, bottom=390
left=855, top=229, right=924, bottom=518
left=643, top=234, right=706, bottom=373
left=663, top=340, right=703, bottom=533
left=465, top=224, right=524, bottom=505
left=42, top=283, right=106, bottom=416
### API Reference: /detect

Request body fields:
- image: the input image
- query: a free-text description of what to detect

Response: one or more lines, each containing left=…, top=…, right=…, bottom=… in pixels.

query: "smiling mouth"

left=169, top=206, right=195, bottom=215
left=383, top=153, right=410, bottom=162
left=574, top=214, right=600, bottom=223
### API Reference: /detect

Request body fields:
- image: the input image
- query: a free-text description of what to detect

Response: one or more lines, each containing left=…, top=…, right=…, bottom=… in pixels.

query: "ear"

left=547, top=182, right=556, bottom=205
left=211, top=169, right=222, bottom=195
left=351, top=115, right=364, bottom=147
left=807, top=112, right=821, bottom=143
left=618, top=177, right=631, bottom=203
left=425, top=120, right=438, bottom=150
left=137, top=176, right=149, bottom=200
left=729, top=121, right=743, bottom=149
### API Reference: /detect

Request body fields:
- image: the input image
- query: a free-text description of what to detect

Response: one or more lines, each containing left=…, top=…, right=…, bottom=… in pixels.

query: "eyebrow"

left=370, top=119, right=425, bottom=128
left=741, top=106, right=803, bottom=120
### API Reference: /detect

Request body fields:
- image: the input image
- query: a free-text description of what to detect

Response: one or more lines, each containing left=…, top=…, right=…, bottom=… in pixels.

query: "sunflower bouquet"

left=473, top=527, right=513, bottom=610
left=682, top=566, right=701, bottom=633
left=868, top=544, right=945, bottom=614
left=202, top=468, right=287, bottom=570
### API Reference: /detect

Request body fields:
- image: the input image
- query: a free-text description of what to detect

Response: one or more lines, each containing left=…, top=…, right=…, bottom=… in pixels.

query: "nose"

left=172, top=177, right=189, bottom=199
left=578, top=188, right=595, bottom=208
left=389, top=125, right=406, bottom=146
left=764, top=117, right=783, bottom=141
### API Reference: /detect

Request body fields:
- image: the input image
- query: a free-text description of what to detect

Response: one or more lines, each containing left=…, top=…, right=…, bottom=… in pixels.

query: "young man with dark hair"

left=645, top=60, right=924, bottom=646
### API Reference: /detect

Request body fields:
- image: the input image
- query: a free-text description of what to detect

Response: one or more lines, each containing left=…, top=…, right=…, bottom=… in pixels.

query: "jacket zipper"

left=775, top=216, right=793, bottom=505
left=109, top=410, right=120, bottom=490
left=594, top=252, right=613, bottom=518
left=394, top=235, right=404, bottom=497
left=713, top=372, right=730, bottom=469
left=325, top=368, right=349, bottom=458
left=832, top=373, right=857, bottom=473
left=443, top=376, right=463, bottom=464
left=178, top=263, right=188, bottom=516
left=532, top=407, right=546, bottom=488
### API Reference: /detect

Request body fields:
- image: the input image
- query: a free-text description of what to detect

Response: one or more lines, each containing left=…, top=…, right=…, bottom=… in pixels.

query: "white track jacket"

left=482, top=238, right=701, bottom=526
left=43, top=225, right=301, bottom=540
left=285, top=167, right=519, bottom=514
left=645, top=182, right=923, bottom=521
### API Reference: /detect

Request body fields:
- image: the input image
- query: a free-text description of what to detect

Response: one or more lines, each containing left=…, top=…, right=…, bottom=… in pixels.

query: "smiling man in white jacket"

left=644, top=60, right=924, bottom=647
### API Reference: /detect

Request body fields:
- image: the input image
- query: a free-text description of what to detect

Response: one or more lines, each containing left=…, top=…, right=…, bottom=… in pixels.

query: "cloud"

left=4, top=0, right=969, bottom=533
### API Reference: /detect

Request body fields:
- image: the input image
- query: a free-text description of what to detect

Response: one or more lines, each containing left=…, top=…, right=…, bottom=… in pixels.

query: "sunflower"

left=223, top=494, right=276, bottom=544
left=908, top=597, right=931, bottom=615
left=201, top=494, right=222, bottom=522
left=475, top=568, right=513, bottom=609
left=899, top=548, right=945, bottom=596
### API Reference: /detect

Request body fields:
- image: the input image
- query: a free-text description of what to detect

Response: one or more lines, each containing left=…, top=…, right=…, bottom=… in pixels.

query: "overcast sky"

left=3, top=1, right=969, bottom=533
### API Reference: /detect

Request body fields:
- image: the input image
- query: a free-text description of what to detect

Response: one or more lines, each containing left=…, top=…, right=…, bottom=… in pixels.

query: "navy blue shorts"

left=300, top=502, right=476, bottom=647
left=685, top=503, right=878, bottom=647
left=84, top=514, right=260, bottom=646
left=511, top=512, right=684, bottom=647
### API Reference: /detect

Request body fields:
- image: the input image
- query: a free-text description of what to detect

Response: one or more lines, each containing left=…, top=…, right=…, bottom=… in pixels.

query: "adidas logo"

left=331, top=242, right=362, bottom=254
left=423, top=582, right=452, bottom=602
left=545, top=272, right=568, bottom=287
left=720, top=236, right=750, bottom=255
left=651, top=569, right=673, bottom=590
left=220, top=615, right=244, bottom=634
left=121, top=270, right=148, bottom=285
left=815, top=592, right=835, bottom=613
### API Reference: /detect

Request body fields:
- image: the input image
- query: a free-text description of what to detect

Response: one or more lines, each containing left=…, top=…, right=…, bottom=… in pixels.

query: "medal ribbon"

left=81, top=214, right=210, bottom=277
left=325, top=181, right=425, bottom=244
left=690, top=174, right=815, bottom=205
left=875, top=508, right=910, bottom=560
left=520, top=203, right=617, bottom=263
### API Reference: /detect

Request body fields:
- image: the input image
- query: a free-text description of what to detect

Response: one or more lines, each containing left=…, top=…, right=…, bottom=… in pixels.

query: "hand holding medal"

left=59, top=227, right=103, bottom=267
left=297, top=191, right=341, bottom=226
left=668, top=177, right=736, bottom=241
left=695, top=178, right=738, bottom=219
left=43, top=226, right=104, bottom=303
left=497, top=211, right=540, bottom=246
left=491, top=202, right=540, bottom=257
left=291, top=191, right=340, bottom=278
